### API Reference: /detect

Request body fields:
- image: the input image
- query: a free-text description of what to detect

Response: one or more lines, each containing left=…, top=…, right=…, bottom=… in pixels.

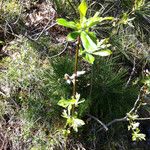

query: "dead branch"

left=87, top=114, right=108, bottom=131
left=97, top=116, right=127, bottom=132
left=50, top=42, right=68, bottom=58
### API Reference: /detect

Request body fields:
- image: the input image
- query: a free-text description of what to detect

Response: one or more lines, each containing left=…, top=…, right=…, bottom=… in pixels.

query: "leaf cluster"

left=57, top=0, right=113, bottom=64
left=58, top=93, right=85, bottom=133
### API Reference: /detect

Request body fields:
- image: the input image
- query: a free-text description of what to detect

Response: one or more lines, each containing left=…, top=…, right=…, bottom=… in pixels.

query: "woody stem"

left=72, top=36, right=80, bottom=98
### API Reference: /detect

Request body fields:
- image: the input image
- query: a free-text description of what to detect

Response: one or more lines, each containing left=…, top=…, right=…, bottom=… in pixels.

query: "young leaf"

left=81, top=31, right=97, bottom=51
left=58, top=98, right=76, bottom=108
left=134, top=0, right=145, bottom=10
left=56, top=18, right=77, bottom=29
left=87, top=16, right=114, bottom=28
left=62, top=110, right=69, bottom=118
left=83, top=53, right=95, bottom=64
left=93, top=49, right=112, bottom=56
left=132, top=132, right=146, bottom=141
left=97, top=38, right=109, bottom=46
left=78, top=0, right=87, bottom=20
left=87, top=17, right=102, bottom=28
left=67, top=31, right=80, bottom=41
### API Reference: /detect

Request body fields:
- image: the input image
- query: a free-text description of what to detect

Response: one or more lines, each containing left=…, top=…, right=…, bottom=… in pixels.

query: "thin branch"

left=125, top=57, right=136, bottom=88
left=25, top=22, right=57, bottom=41
left=87, top=114, right=108, bottom=131
left=96, top=86, right=147, bottom=132
left=5, top=20, right=20, bottom=38
left=49, top=42, right=68, bottom=58
left=33, top=22, right=56, bottom=41
left=97, top=116, right=150, bottom=132
left=0, top=90, right=6, bottom=97
left=129, top=86, right=145, bottom=114
left=135, top=118, right=150, bottom=121
left=98, top=117, right=127, bottom=132
left=0, top=0, right=4, bottom=10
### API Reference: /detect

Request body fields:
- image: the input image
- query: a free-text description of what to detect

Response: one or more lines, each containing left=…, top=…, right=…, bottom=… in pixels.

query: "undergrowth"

left=0, top=0, right=150, bottom=150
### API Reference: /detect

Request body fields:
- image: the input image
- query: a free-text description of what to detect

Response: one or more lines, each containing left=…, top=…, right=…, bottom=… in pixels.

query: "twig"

left=97, top=116, right=127, bottom=132
left=0, top=91, right=6, bottom=97
left=26, top=5, right=56, bottom=40
left=97, top=116, right=150, bottom=132
left=44, top=22, right=57, bottom=32
left=129, top=86, right=145, bottom=114
left=0, top=0, right=4, bottom=10
left=26, top=22, right=57, bottom=41
left=87, top=114, right=108, bottom=131
left=13, top=0, right=23, bottom=24
left=49, top=42, right=68, bottom=58
left=96, top=86, right=146, bottom=132
left=5, top=20, right=20, bottom=38
left=135, top=118, right=150, bottom=121
left=125, top=58, right=136, bottom=88
left=102, top=3, right=115, bottom=16
left=33, top=21, right=56, bottom=41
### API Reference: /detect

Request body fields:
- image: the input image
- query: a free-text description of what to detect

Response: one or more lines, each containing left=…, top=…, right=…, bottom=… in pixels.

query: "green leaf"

left=66, top=118, right=73, bottom=126
left=87, top=32, right=97, bottom=44
left=93, top=49, right=112, bottom=57
left=87, top=17, right=102, bottom=28
left=78, top=0, right=87, bottom=20
left=81, top=31, right=97, bottom=51
left=83, top=53, right=95, bottom=64
left=62, top=129, right=70, bottom=137
left=0, top=41, right=4, bottom=44
left=86, top=12, right=114, bottom=28
left=67, top=31, right=80, bottom=41
left=97, top=38, right=109, bottom=46
left=58, top=98, right=76, bottom=108
left=56, top=18, right=77, bottom=29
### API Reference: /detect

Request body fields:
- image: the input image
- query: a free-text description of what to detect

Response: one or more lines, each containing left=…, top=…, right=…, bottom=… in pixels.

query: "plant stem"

left=73, top=36, right=80, bottom=98
left=72, top=36, right=80, bottom=116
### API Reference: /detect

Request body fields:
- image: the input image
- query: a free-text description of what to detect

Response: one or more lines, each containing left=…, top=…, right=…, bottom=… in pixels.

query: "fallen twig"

left=50, top=42, right=68, bottom=58
left=87, top=114, right=108, bottom=131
